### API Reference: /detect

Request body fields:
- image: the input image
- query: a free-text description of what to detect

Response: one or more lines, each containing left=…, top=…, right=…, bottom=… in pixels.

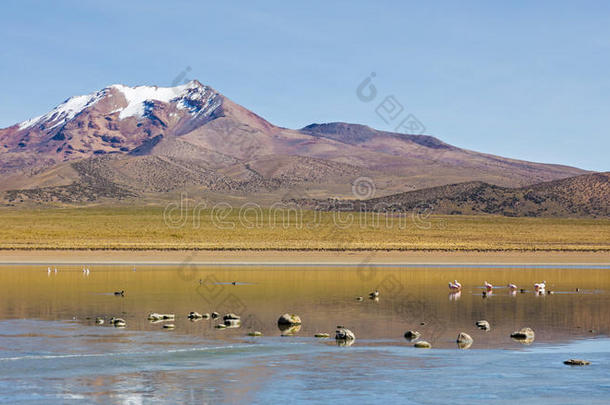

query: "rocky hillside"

left=296, top=173, right=610, bottom=217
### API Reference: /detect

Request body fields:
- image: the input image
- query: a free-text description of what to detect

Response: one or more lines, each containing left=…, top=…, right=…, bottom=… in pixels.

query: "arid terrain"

left=296, top=172, right=610, bottom=218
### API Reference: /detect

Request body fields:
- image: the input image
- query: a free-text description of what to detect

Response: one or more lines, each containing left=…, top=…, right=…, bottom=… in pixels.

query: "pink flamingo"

left=448, top=281, right=461, bottom=292
left=534, top=281, right=546, bottom=292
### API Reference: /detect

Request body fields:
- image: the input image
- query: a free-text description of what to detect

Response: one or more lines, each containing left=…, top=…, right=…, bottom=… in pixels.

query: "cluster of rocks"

left=187, top=312, right=210, bottom=320
left=87, top=309, right=591, bottom=365
left=90, top=316, right=124, bottom=327
left=148, top=313, right=175, bottom=322
left=403, top=330, right=432, bottom=348
left=216, top=313, right=241, bottom=329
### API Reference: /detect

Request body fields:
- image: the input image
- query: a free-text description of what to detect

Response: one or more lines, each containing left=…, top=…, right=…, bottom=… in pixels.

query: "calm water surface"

left=0, top=264, right=609, bottom=404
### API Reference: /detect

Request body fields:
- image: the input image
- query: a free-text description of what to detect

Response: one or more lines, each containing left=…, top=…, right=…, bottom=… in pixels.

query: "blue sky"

left=1, top=0, right=608, bottom=171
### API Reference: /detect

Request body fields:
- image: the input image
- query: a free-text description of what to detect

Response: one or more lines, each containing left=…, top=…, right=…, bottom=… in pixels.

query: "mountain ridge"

left=0, top=80, right=593, bottom=206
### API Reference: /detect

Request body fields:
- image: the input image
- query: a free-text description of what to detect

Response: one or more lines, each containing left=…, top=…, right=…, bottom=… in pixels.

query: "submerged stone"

left=335, top=327, right=355, bottom=341
left=404, top=330, right=421, bottom=341
left=414, top=341, right=431, bottom=349
left=564, top=359, right=591, bottom=366
left=456, top=332, right=473, bottom=349
left=476, top=320, right=490, bottom=331
left=510, top=327, right=535, bottom=340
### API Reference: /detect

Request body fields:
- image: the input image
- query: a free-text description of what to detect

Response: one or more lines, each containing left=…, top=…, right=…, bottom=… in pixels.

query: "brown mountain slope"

left=297, top=172, right=610, bottom=217
left=0, top=80, right=591, bottom=205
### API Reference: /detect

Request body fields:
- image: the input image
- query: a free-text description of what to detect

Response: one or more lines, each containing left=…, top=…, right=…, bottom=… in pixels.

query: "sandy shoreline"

left=0, top=249, right=608, bottom=265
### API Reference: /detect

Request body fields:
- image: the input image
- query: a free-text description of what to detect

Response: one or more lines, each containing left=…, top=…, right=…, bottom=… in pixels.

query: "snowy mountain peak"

left=16, top=80, right=222, bottom=131
left=17, top=89, right=107, bottom=130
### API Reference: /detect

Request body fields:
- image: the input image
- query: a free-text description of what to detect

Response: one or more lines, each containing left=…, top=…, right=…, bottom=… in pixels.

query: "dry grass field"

left=0, top=206, right=608, bottom=251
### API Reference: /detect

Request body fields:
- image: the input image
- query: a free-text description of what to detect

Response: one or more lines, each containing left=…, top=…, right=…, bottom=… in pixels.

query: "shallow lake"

left=0, top=263, right=609, bottom=404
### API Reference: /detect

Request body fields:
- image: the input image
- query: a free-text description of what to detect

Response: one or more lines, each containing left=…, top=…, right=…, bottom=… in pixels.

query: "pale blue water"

left=0, top=319, right=608, bottom=404
left=0, top=265, right=608, bottom=404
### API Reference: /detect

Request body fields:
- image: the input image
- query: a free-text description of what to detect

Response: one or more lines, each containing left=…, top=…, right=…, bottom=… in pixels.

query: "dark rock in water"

left=564, top=359, right=591, bottom=366
left=110, top=317, right=126, bottom=327
left=456, top=332, right=473, bottom=344
left=404, top=330, right=421, bottom=341
left=510, top=327, right=535, bottom=339
left=223, top=319, right=241, bottom=328
left=414, top=341, right=431, bottom=349
left=456, top=332, right=473, bottom=349
left=223, top=313, right=241, bottom=321
left=335, top=327, right=356, bottom=341
left=511, top=327, right=535, bottom=344
left=277, top=313, right=301, bottom=326
left=476, top=320, right=490, bottom=330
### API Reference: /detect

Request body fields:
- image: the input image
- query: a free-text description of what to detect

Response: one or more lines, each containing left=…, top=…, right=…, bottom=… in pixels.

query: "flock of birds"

left=47, top=266, right=90, bottom=275
left=46, top=267, right=550, bottom=298
left=46, top=267, right=126, bottom=295
left=448, top=279, right=549, bottom=297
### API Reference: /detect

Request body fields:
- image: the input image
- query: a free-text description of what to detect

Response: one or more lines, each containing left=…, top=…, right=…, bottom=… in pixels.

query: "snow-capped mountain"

left=1, top=80, right=227, bottom=167
left=19, top=80, right=221, bottom=130
left=0, top=80, right=588, bottom=204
